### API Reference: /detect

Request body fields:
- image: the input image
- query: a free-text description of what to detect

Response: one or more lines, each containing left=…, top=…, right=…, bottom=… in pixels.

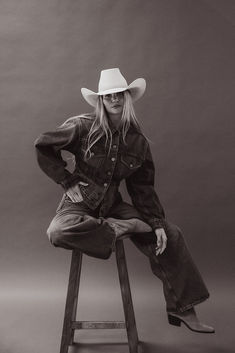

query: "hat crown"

left=98, top=68, right=128, bottom=93
left=81, top=68, right=146, bottom=107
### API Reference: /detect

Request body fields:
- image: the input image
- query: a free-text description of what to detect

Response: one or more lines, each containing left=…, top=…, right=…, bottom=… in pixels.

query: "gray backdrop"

left=0, top=1, right=234, bottom=353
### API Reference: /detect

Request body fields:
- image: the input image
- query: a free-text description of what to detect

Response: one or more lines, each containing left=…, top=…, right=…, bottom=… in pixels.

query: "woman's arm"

left=126, top=143, right=167, bottom=254
left=125, top=143, right=166, bottom=230
left=34, top=118, right=80, bottom=190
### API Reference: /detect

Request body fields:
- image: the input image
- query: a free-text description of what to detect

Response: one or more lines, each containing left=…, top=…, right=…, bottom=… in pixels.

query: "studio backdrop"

left=0, top=0, right=234, bottom=301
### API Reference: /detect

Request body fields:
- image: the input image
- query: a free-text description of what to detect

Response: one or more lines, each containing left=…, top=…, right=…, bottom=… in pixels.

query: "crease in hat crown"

left=98, top=68, right=128, bottom=95
left=81, top=68, right=146, bottom=107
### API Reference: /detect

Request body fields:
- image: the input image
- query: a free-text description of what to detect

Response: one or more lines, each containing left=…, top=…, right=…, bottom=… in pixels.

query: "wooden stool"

left=59, top=237, right=139, bottom=353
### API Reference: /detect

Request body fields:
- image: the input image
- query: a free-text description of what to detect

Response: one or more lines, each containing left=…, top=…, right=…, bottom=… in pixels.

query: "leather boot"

left=167, top=307, right=215, bottom=333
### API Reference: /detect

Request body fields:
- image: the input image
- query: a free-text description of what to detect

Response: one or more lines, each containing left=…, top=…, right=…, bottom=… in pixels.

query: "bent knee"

left=47, top=221, right=64, bottom=246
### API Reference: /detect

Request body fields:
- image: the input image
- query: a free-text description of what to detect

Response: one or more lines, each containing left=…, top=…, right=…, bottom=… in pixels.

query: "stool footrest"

left=72, top=321, right=126, bottom=329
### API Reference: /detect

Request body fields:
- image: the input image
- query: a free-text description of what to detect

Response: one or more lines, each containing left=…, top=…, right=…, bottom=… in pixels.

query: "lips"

left=112, top=104, right=121, bottom=108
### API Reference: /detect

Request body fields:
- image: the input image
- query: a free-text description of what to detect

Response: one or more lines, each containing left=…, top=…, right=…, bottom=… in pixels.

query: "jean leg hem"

left=171, top=294, right=210, bottom=313
left=150, top=245, right=210, bottom=314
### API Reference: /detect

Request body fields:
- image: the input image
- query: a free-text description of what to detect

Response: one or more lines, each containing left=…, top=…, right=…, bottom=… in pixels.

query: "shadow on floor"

left=69, top=340, right=232, bottom=353
left=139, top=341, right=232, bottom=353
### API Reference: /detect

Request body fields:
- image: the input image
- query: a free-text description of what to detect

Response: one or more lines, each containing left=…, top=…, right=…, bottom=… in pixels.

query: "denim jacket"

left=34, top=114, right=166, bottom=230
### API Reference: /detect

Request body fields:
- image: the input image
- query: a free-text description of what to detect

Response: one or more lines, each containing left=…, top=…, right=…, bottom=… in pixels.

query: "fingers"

left=66, top=184, right=83, bottom=203
left=155, top=233, right=162, bottom=256
left=155, top=245, right=161, bottom=256
left=160, top=232, right=167, bottom=254
left=66, top=190, right=80, bottom=202
left=155, top=228, right=167, bottom=256
left=67, top=191, right=83, bottom=202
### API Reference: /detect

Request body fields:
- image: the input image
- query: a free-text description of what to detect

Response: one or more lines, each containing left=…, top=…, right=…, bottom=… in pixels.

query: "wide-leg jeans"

left=47, top=195, right=210, bottom=313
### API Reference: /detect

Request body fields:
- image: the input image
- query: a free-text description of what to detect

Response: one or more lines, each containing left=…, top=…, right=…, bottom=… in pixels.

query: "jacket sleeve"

left=34, top=118, right=80, bottom=190
left=125, top=143, right=166, bottom=231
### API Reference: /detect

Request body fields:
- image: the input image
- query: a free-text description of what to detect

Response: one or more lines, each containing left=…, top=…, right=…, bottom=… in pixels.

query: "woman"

left=34, top=68, right=214, bottom=333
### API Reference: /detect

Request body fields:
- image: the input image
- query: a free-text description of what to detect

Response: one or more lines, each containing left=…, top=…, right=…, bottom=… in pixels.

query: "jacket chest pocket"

left=120, top=153, right=143, bottom=175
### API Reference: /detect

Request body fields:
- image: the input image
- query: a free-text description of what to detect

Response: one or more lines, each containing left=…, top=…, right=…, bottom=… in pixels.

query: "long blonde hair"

left=84, top=90, right=142, bottom=159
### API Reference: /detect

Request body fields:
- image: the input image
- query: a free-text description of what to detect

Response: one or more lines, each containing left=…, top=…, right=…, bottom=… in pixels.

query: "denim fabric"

left=35, top=114, right=210, bottom=312
left=34, top=114, right=165, bottom=230
left=47, top=196, right=209, bottom=312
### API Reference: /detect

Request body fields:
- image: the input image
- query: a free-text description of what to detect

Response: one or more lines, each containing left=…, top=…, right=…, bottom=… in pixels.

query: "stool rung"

left=72, top=321, right=126, bottom=329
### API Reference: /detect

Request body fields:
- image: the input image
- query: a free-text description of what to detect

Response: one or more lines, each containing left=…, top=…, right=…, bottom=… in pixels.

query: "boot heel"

left=168, top=314, right=181, bottom=327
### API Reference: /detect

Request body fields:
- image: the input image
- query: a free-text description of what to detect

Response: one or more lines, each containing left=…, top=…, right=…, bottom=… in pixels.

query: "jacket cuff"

left=148, top=218, right=166, bottom=231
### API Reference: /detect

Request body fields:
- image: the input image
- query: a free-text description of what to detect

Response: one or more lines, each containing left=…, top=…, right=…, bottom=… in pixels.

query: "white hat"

left=81, top=68, right=146, bottom=107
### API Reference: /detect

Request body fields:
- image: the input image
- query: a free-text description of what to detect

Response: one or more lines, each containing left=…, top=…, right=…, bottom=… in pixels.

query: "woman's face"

left=102, top=92, right=124, bottom=116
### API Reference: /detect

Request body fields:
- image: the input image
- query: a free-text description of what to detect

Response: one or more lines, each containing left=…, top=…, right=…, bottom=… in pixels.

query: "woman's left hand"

left=154, top=228, right=167, bottom=256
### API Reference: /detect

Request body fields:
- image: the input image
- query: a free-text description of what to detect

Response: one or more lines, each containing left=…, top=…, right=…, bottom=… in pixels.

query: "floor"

left=0, top=273, right=233, bottom=353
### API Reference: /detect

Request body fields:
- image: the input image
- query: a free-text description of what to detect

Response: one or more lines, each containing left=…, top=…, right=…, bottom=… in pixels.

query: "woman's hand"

left=154, top=227, right=167, bottom=256
left=66, top=182, right=88, bottom=203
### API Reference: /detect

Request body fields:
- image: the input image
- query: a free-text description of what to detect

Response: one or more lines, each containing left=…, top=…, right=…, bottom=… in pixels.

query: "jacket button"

left=90, top=152, right=95, bottom=156
left=104, top=183, right=108, bottom=187
left=111, top=157, right=116, bottom=162
left=130, top=163, right=133, bottom=168
left=112, top=144, right=117, bottom=149
left=107, top=171, right=111, bottom=176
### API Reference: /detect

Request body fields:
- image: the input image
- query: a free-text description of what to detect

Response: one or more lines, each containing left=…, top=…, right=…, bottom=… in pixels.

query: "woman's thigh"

left=47, top=195, right=97, bottom=241
left=46, top=195, right=116, bottom=259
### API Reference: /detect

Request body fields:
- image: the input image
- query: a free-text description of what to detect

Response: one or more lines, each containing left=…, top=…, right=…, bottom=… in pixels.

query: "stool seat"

left=59, top=236, right=139, bottom=353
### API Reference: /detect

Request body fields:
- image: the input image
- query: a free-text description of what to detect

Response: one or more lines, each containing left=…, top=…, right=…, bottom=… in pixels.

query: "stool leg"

left=116, top=239, right=139, bottom=353
left=60, top=250, right=82, bottom=353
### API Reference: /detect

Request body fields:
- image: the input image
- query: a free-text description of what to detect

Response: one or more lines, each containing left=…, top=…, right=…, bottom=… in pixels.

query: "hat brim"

left=81, top=78, right=146, bottom=107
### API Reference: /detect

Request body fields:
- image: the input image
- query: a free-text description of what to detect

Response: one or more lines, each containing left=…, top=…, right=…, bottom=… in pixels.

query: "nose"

left=110, top=93, right=119, bottom=102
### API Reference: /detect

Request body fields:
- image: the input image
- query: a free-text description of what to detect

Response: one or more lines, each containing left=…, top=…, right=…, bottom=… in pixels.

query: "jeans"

left=47, top=195, right=210, bottom=313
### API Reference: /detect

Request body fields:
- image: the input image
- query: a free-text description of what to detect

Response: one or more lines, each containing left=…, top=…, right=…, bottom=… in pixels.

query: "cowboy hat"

left=81, top=68, right=146, bottom=107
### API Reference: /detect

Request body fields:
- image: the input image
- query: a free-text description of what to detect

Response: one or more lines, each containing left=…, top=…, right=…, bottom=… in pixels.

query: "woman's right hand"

left=66, top=182, right=88, bottom=203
